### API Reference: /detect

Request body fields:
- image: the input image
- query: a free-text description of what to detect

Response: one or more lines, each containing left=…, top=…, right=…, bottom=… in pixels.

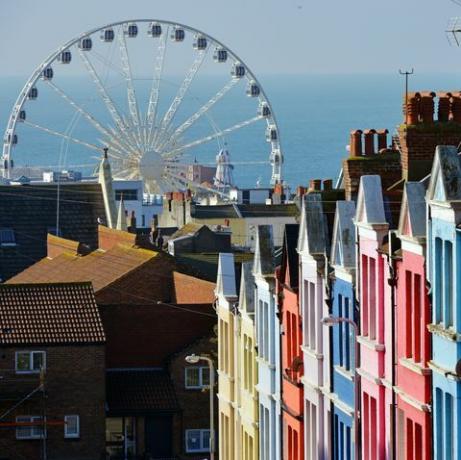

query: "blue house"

left=329, top=200, right=357, bottom=460
left=427, top=145, right=461, bottom=460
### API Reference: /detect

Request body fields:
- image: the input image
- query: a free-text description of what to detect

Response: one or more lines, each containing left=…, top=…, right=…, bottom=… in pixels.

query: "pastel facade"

left=330, top=201, right=357, bottom=459
left=216, top=253, right=238, bottom=460
left=355, top=176, right=392, bottom=460
left=254, top=225, right=281, bottom=460
left=395, top=182, right=432, bottom=460
left=427, top=146, right=461, bottom=460
left=278, top=224, right=303, bottom=460
left=297, top=194, right=331, bottom=459
left=237, top=262, right=259, bottom=460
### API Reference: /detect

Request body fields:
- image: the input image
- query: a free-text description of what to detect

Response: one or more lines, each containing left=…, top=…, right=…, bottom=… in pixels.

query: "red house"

left=395, top=182, right=432, bottom=459
left=278, top=224, right=304, bottom=460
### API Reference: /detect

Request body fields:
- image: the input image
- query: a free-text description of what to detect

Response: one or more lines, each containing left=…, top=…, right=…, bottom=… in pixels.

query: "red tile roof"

left=0, top=282, right=105, bottom=346
left=172, top=271, right=216, bottom=304
left=106, top=369, right=180, bottom=414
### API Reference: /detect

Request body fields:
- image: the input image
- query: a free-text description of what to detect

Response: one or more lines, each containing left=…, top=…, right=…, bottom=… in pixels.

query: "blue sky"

left=0, top=0, right=460, bottom=76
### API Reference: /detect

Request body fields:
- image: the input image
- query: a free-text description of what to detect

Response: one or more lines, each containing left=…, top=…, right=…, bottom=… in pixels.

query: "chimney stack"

left=323, top=179, right=333, bottom=191
left=377, top=129, right=389, bottom=151
left=309, top=179, right=321, bottom=192
left=129, top=211, right=136, bottom=232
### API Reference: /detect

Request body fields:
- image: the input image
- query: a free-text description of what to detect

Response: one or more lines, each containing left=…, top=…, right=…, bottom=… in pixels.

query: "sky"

left=0, top=0, right=460, bottom=77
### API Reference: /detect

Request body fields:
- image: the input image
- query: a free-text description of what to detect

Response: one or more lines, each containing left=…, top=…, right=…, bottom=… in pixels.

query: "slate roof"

left=192, top=203, right=299, bottom=219
left=0, top=282, right=105, bottom=346
left=428, top=145, right=461, bottom=202
left=106, top=369, right=180, bottom=414
left=355, top=176, right=387, bottom=225
left=298, top=194, right=329, bottom=256
left=216, top=253, right=237, bottom=299
left=0, top=183, right=106, bottom=281
left=239, top=261, right=255, bottom=314
left=170, top=223, right=206, bottom=239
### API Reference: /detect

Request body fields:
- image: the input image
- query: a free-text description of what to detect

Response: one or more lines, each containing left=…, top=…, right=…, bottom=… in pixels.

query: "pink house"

left=355, top=175, right=394, bottom=460
left=395, top=182, right=432, bottom=459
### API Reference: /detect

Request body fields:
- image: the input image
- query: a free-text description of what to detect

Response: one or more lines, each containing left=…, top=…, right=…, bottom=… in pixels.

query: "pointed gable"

left=216, top=253, right=237, bottom=300
left=253, top=225, right=275, bottom=277
left=428, top=145, right=461, bottom=203
left=355, top=175, right=386, bottom=225
left=239, top=261, right=255, bottom=314
left=280, top=224, right=300, bottom=288
left=330, top=201, right=356, bottom=268
left=398, top=182, right=427, bottom=239
left=297, top=193, right=329, bottom=256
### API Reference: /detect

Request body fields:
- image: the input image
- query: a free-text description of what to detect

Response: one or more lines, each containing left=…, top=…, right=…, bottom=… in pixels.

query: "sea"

left=1, top=73, right=460, bottom=190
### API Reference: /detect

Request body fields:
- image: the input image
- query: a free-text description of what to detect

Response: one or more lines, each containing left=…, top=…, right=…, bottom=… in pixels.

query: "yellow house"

left=237, top=262, right=259, bottom=460
left=216, top=253, right=238, bottom=460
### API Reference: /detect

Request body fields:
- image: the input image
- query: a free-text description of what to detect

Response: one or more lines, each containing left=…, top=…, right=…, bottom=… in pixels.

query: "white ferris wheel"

left=2, top=20, right=283, bottom=194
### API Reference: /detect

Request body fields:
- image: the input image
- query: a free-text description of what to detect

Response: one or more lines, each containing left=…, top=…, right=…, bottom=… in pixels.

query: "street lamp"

left=185, top=354, right=215, bottom=460
left=321, top=315, right=360, bottom=460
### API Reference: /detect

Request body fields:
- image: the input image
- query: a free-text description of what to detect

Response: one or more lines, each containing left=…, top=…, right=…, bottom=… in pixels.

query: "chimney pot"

left=376, top=129, right=389, bottom=151
left=296, top=186, right=306, bottom=197
left=451, top=96, right=461, bottom=123
left=323, top=179, right=333, bottom=191
left=419, top=93, right=435, bottom=124
left=349, top=130, right=363, bottom=157
left=363, top=129, right=376, bottom=156
left=404, top=93, right=420, bottom=125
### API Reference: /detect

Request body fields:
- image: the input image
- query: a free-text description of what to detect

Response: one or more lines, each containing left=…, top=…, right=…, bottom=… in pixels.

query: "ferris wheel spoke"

left=146, top=28, right=168, bottom=148
left=44, top=80, right=135, bottom=157
left=153, top=49, right=208, bottom=149
left=23, top=120, right=103, bottom=153
left=117, top=26, right=142, bottom=144
left=91, top=48, right=127, bottom=79
left=159, top=78, right=240, bottom=152
left=77, top=47, right=139, bottom=151
left=163, top=115, right=264, bottom=158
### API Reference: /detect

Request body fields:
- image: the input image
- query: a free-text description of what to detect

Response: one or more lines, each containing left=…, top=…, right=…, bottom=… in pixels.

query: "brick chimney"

left=399, top=90, right=461, bottom=181
left=342, top=129, right=401, bottom=200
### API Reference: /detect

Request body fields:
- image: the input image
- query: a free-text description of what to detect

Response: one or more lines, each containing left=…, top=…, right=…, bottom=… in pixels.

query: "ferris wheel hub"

left=138, top=149, right=163, bottom=183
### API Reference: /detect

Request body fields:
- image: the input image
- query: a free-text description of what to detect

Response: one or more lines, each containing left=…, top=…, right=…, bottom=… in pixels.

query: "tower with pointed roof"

left=98, top=148, right=117, bottom=229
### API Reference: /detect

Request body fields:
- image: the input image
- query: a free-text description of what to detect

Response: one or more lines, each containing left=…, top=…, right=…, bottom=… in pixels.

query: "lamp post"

left=185, top=354, right=215, bottom=460
left=321, top=315, right=360, bottom=460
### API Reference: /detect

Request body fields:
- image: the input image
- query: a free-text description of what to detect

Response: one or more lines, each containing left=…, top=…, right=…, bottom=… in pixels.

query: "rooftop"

left=0, top=282, right=105, bottom=346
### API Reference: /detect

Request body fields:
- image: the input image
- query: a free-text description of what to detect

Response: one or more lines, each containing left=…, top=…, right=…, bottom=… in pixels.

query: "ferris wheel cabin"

left=27, top=87, right=38, bottom=100
left=149, top=23, right=162, bottom=37
left=78, top=37, right=93, bottom=51
left=171, top=27, right=185, bottom=42
left=57, top=51, right=72, bottom=64
left=213, top=48, right=228, bottom=63
left=101, top=28, right=115, bottom=42
left=126, top=23, right=138, bottom=38
left=231, top=63, right=245, bottom=79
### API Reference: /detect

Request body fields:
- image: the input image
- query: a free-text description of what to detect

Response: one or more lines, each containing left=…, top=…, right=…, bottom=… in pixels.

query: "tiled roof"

left=0, top=183, right=105, bottom=281
left=192, top=203, right=299, bottom=220
left=106, top=369, right=180, bottom=414
left=172, top=271, right=215, bottom=304
left=0, top=282, right=105, bottom=346
left=7, top=243, right=177, bottom=304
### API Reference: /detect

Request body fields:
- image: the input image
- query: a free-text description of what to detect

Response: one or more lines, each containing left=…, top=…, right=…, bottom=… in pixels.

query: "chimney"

left=151, top=214, right=158, bottom=232
left=323, top=179, right=333, bottom=191
left=363, top=129, right=376, bottom=156
left=129, top=211, right=136, bottom=232
left=349, top=130, right=363, bottom=157
left=404, top=93, right=420, bottom=125
left=398, top=90, right=461, bottom=181
left=296, top=186, right=306, bottom=197
left=116, top=196, right=128, bottom=232
left=376, top=129, right=389, bottom=151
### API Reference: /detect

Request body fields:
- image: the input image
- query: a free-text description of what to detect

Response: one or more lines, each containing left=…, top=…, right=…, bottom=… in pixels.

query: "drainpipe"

left=232, top=301, right=241, bottom=460
left=354, top=223, right=362, bottom=460
left=388, top=230, right=400, bottom=460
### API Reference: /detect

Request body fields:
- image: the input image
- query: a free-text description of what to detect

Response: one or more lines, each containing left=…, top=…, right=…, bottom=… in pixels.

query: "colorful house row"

left=216, top=90, right=461, bottom=459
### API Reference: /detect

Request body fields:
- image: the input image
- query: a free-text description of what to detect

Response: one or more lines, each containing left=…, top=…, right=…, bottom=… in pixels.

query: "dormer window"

left=0, top=228, right=16, bottom=247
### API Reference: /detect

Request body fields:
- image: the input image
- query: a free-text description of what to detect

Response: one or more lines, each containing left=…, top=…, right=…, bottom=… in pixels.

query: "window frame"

left=64, top=415, right=80, bottom=439
left=185, top=428, right=211, bottom=453
left=15, top=351, right=46, bottom=374
left=184, top=366, right=210, bottom=390
left=0, top=227, right=16, bottom=247
left=16, top=415, right=44, bottom=440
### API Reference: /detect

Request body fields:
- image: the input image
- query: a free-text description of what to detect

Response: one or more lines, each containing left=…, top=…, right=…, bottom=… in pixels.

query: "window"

left=15, top=351, right=45, bottom=373
left=16, top=416, right=44, bottom=439
left=434, top=237, right=443, bottom=324
left=361, top=255, right=377, bottom=340
left=115, top=189, right=138, bottom=201
left=64, top=415, right=80, bottom=438
left=185, top=366, right=210, bottom=389
left=0, top=228, right=16, bottom=246
left=186, top=429, right=210, bottom=453
left=444, top=241, right=453, bottom=328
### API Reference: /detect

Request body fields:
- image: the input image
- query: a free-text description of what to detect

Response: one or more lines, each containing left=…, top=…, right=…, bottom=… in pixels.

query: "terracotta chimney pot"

left=349, top=130, right=363, bottom=157
left=376, top=129, right=389, bottom=151
left=363, top=129, right=376, bottom=156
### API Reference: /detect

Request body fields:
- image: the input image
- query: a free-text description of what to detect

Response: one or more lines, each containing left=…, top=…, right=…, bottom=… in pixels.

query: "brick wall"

left=0, top=345, right=105, bottom=460
left=168, top=332, right=218, bottom=460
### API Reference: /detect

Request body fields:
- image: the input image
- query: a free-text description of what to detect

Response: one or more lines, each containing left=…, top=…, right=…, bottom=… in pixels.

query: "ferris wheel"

left=2, top=19, right=283, bottom=194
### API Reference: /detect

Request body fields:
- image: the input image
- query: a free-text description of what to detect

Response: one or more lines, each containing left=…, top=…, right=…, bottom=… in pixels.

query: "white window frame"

left=16, top=415, right=44, bottom=439
left=185, top=366, right=210, bottom=389
left=64, top=415, right=80, bottom=439
left=15, top=351, right=46, bottom=374
left=185, top=428, right=211, bottom=453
